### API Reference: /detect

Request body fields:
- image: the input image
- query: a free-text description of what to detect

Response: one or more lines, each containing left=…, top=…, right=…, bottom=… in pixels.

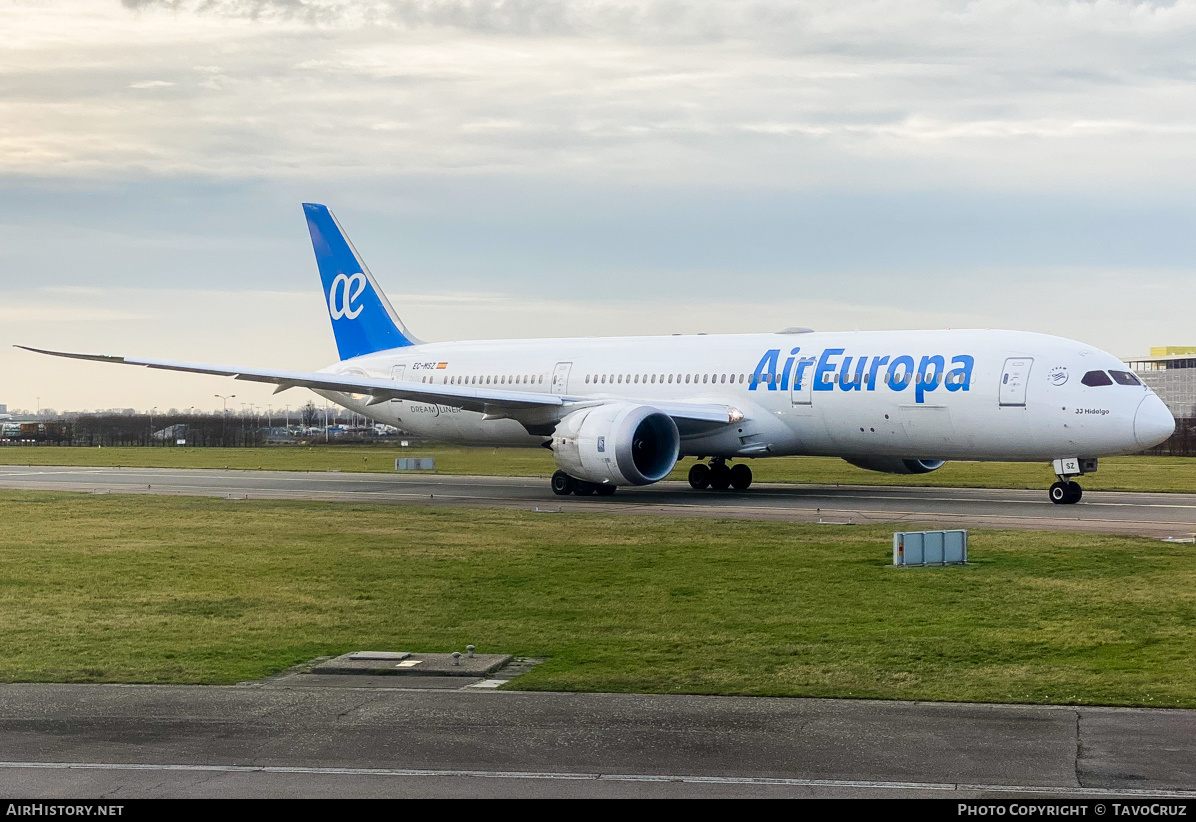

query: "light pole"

left=215, top=394, right=235, bottom=446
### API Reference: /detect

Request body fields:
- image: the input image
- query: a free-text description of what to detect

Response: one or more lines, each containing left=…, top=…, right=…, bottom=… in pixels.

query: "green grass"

left=3, top=489, right=1196, bottom=707
left=5, top=446, right=1196, bottom=493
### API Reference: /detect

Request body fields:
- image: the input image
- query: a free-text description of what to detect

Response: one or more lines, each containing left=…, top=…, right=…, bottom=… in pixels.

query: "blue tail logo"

left=303, top=203, right=420, bottom=360
left=328, top=273, right=366, bottom=320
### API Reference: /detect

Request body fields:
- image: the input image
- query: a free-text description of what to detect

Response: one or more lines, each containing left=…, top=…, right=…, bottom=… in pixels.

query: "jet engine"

left=552, top=403, right=680, bottom=486
left=843, top=457, right=946, bottom=475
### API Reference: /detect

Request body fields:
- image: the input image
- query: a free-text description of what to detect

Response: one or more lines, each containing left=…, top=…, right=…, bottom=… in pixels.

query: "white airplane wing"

left=16, top=346, right=739, bottom=425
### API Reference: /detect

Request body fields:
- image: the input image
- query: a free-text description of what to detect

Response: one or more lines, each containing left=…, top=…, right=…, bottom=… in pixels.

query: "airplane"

left=20, top=203, right=1176, bottom=505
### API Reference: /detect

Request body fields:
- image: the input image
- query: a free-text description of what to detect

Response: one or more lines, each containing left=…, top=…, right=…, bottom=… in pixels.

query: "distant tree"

left=301, top=401, right=318, bottom=426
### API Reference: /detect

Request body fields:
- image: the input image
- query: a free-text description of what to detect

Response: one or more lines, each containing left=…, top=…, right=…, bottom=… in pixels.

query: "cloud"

left=0, top=0, right=1187, bottom=190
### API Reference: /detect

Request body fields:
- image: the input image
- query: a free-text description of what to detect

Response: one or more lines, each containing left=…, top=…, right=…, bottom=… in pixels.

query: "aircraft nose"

left=1134, top=393, right=1175, bottom=449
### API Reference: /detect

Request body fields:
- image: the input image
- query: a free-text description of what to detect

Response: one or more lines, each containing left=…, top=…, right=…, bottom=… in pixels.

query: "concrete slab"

left=311, top=652, right=512, bottom=677
left=1077, top=707, right=1196, bottom=791
left=348, top=651, right=411, bottom=661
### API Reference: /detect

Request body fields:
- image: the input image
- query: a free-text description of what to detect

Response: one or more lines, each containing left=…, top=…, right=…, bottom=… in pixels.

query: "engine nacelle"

left=843, top=457, right=946, bottom=475
left=552, top=403, right=680, bottom=486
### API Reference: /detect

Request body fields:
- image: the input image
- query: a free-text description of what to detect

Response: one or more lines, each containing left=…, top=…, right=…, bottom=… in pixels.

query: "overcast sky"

left=4, top=0, right=1196, bottom=412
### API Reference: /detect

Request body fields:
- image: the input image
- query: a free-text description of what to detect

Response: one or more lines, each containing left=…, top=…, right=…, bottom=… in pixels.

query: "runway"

left=2, top=464, right=1196, bottom=537
left=0, top=681, right=1193, bottom=799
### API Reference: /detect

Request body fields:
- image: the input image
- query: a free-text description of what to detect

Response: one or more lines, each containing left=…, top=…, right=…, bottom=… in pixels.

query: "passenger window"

left=668, top=375, right=673, bottom=384
left=634, top=375, right=639, bottom=384
left=1082, top=370, right=1114, bottom=387
left=1110, top=370, right=1142, bottom=386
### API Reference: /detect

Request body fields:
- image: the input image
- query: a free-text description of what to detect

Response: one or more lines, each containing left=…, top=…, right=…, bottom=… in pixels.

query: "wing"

left=16, top=346, right=740, bottom=428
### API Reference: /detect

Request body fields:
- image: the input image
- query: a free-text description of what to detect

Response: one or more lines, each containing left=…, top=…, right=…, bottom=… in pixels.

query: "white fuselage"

left=319, top=329, right=1170, bottom=462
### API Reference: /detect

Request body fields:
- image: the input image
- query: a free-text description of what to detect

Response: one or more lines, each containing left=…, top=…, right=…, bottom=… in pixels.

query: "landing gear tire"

left=573, top=480, right=596, bottom=496
left=729, top=463, right=753, bottom=490
left=688, top=463, right=711, bottom=490
left=595, top=484, right=617, bottom=496
left=551, top=470, right=575, bottom=496
left=710, top=462, right=732, bottom=490
left=1049, top=482, right=1067, bottom=504
left=1067, top=481, right=1083, bottom=504
left=1049, top=481, right=1083, bottom=505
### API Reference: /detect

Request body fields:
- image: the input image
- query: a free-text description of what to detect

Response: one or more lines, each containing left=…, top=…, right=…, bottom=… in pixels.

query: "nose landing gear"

left=688, top=459, right=752, bottom=491
left=1047, top=457, right=1095, bottom=505
left=1049, top=480, right=1082, bottom=505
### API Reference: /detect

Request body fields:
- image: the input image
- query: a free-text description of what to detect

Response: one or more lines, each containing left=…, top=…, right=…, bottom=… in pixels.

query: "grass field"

left=3, top=489, right=1196, bottom=707
left=4, top=445, right=1196, bottom=493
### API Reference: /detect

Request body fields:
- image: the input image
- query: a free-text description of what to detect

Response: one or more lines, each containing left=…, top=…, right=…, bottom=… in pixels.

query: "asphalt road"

left=0, top=681, right=1193, bottom=799
left=2, top=464, right=1196, bottom=537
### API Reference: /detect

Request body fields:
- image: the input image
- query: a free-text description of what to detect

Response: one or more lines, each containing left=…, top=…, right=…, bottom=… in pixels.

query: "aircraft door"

left=999, top=358, right=1032, bottom=407
left=551, top=362, right=572, bottom=396
left=390, top=365, right=406, bottom=382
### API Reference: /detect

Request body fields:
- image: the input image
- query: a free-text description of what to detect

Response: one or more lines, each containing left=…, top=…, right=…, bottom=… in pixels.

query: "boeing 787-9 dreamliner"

left=21, top=203, right=1176, bottom=504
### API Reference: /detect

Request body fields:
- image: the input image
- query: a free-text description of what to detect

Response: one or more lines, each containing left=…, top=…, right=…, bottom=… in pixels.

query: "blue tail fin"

left=303, top=203, right=420, bottom=360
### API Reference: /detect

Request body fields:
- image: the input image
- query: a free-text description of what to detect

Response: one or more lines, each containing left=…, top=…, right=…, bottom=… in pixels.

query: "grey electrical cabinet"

left=893, top=530, right=967, bottom=566
left=395, top=458, right=436, bottom=471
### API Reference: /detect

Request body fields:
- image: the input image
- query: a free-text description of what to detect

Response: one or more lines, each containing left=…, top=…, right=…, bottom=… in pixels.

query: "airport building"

left=1127, top=346, right=1196, bottom=420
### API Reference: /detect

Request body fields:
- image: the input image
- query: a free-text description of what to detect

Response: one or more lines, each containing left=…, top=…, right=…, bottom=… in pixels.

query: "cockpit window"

left=1081, top=370, right=1113, bottom=387
left=1109, top=370, right=1142, bottom=386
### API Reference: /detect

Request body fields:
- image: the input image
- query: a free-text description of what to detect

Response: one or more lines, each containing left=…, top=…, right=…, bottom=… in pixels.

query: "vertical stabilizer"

left=303, top=203, right=420, bottom=360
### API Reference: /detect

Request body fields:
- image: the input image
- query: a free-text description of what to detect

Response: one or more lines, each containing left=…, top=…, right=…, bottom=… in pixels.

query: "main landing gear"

left=551, top=470, right=617, bottom=497
left=688, top=459, right=752, bottom=491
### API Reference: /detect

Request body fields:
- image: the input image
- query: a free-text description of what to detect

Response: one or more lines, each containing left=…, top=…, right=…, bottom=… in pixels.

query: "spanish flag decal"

left=436, top=362, right=448, bottom=369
